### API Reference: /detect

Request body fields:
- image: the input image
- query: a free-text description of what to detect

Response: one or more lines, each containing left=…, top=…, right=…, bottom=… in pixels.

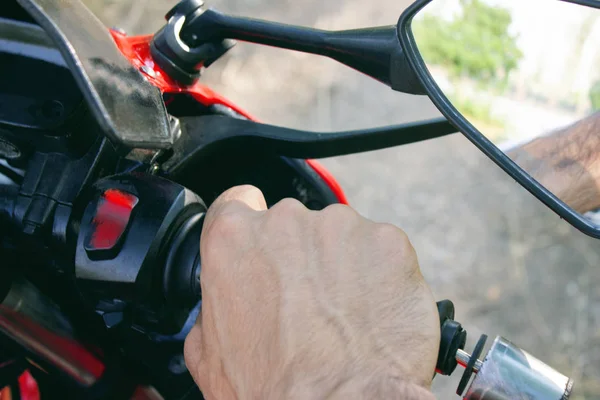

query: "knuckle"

left=215, top=185, right=264, bottom=206
left=320, top=203, right=359, bottom=226
left=233, top=184, right=263, bottom=197
left=374, top=223, right=418, bottom=270
left=312, top=204, right=360, bottom=246
left=263, top=198, right=305, bottom=238
left=322, top=203, right=356, bottom=217
left=312, top=203, right=359, bottom=236
left=269, top=197, right=305, bottom=216
left=375, top=223, right=410, bottom=244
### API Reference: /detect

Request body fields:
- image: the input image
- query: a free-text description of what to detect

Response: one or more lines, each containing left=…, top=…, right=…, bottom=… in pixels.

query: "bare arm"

left=508, top=112, right=600, bottom=214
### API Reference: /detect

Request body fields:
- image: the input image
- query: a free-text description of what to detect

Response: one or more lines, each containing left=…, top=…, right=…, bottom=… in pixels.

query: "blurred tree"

left=413, top=0, right=523, bottom=89
left=590, top=80, right=600, bottom=111
left=571, top=15, right=600, bottom=113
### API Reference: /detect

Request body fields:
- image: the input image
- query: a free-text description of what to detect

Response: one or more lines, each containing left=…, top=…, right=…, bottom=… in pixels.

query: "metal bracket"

left=150, top=0, right=235, bottom=85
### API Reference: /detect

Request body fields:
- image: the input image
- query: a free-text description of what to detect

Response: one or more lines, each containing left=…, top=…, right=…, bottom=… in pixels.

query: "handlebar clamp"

left=150, top=0, right=235, bottom=85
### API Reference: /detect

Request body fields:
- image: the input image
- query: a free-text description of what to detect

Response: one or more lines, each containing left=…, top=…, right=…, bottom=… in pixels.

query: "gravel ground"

left=87, top=0, right=600, bottom=397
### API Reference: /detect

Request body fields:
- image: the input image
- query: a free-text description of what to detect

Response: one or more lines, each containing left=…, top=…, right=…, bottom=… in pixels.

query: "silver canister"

left=464, top=336, right=573, bottom=400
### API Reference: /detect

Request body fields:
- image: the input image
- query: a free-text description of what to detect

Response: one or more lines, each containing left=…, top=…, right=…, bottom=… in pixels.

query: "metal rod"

left=456, top=349, right=483, bottom=373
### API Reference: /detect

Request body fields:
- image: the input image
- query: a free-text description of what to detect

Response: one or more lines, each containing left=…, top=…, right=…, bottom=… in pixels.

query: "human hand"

left=184, top=185, right=439, bottom=400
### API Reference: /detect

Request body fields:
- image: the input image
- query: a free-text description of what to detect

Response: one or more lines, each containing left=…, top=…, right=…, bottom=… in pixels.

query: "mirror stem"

left=184, top=9, right=400, bottom=86
left=152, top=0, right=424, bottom=94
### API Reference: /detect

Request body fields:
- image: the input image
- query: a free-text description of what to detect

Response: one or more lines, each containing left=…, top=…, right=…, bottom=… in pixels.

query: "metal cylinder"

left=464, top=336, right=573, bottom=400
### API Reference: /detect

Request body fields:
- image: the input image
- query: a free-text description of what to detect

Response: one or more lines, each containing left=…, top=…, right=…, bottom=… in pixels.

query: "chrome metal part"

left=456, top=348, right=483, bottom=373
left=463, top=336, right=573, bottom=400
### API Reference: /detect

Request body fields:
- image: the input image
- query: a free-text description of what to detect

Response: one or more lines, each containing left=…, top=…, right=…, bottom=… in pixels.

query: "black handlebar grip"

left=163, top=212, right=205, bottom=306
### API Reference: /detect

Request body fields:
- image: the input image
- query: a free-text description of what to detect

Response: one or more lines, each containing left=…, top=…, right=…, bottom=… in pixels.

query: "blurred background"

left=84, top=0, right=600, bottom=397
left=413, top=0, right=600, bottom=142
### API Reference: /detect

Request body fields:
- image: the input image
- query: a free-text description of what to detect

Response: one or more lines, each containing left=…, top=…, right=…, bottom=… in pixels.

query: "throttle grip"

left=163, top=212, right=205, bottom=307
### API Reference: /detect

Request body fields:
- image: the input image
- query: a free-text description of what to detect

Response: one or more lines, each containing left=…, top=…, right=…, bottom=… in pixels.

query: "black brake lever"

left=163, top=115, right=457, bottom=175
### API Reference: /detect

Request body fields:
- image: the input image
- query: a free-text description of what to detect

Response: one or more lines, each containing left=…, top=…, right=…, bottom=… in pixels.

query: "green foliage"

left=447, top=94, right=507, bottom=142
left=413, top=0, right=523, bottom=88
left=450, top=95, right=503, bottom=127
left=590, top=81, right=600, bottom=111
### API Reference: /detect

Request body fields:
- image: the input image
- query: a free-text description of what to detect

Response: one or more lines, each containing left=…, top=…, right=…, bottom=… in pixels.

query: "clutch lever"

left=162, top=115, right=456, bottom=175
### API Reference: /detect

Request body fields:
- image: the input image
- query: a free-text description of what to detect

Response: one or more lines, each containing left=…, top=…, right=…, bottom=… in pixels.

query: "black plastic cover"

left=75, top=174, right=204, bottom=298
left=16, top=0, right=173, bottom=149
left=163, top=213, right=204, bottom=307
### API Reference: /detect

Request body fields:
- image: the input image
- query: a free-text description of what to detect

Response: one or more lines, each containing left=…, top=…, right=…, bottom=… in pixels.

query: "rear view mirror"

left=398, top=0, right=600, bottom=238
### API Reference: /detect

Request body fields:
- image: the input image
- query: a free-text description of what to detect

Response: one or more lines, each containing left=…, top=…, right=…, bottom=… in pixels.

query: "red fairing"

left=110, top=31, right=349, bottom=205
left=109, top=32, right=255, bottom=119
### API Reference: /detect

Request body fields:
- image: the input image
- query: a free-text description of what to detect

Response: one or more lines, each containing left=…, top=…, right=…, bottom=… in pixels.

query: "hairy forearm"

left=507, top=112, right=600, bottom=214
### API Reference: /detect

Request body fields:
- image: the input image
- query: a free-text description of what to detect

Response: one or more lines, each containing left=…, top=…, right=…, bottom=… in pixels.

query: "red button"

left=85, top=189, right=138, bottom=256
